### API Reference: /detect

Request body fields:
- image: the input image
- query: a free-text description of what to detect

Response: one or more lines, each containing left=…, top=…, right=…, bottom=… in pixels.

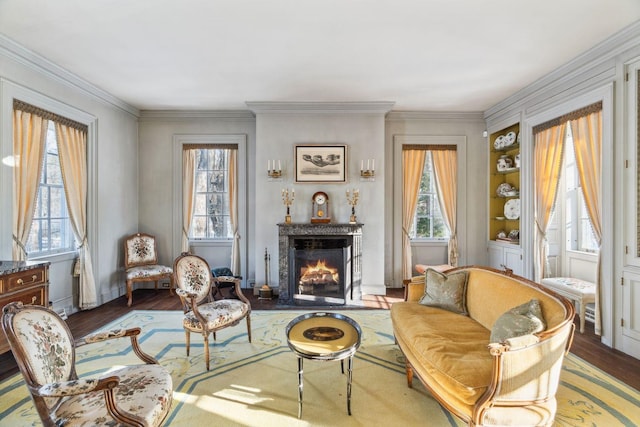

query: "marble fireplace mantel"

left=278, top=223, right=363, bottom=305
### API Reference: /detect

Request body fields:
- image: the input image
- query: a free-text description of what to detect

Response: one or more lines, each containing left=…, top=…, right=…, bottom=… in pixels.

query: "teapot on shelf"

left=497, top=154, right=514, bottom=172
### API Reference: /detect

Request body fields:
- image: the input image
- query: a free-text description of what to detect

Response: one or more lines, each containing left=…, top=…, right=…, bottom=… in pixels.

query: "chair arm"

left=404, top=275, right=425, bottom=302
left=176, top=288, right=198, bottom=299
left=76, top=327, right=158, bottom=365
left=474, top=323, right=573, bottom=425
left=213, top=276, right=251, bottom=305
left=78, top=327, right=138, bottom=345
left=36, top=376, right=120, bottom=397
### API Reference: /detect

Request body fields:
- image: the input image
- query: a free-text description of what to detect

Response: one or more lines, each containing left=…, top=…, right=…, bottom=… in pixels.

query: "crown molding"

left=386, top=111, right=484, bottom=121
left=484, top=20, right=640, bottom=119
left=138, top=109, right=255, bottom=121
left=0, top=33, right=139, bottom=117
left=245, top=101, right=395, bottom=115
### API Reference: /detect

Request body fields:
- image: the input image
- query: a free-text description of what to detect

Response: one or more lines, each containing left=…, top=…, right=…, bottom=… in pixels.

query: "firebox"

left=290, top=237, right=351, bottom=305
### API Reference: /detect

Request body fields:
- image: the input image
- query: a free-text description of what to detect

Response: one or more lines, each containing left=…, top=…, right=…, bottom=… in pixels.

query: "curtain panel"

left=431, top=150, right=458, bottom=266
left=569, top=110, right=603, bottom=335
left=401, top=150, right=426, bottom=280
left=56, top=123, right=97, bottom=310
left=11, top=108, right=47, bottom=261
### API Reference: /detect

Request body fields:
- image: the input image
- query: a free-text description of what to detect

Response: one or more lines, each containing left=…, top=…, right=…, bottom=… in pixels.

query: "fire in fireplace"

left=291, top=239, right=349, bottom=305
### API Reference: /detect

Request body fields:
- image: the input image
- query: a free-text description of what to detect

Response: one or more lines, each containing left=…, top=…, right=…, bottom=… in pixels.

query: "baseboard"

left=361, top=284, right=386, bottom=295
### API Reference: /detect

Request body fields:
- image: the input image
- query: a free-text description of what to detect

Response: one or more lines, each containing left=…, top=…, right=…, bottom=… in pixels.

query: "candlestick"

left=282, top=188, right=295, bottom=223
left=346, top=188, right=359, bottom=224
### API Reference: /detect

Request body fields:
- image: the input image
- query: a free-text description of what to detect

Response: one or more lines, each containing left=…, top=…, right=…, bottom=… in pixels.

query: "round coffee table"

left=285, top=312, right=362, bottom=418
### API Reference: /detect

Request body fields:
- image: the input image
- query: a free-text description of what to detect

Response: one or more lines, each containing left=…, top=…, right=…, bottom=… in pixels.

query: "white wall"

left=137, top=112, right=257, bottom=283
left=384, top=112, right=487, bottom=286
left=0, top=36, right=139, bottom=313
left=248, top=102, right=391, bottom=294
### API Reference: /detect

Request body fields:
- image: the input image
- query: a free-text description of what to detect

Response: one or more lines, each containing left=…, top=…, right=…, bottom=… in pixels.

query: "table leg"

left=297, top=356, right=304, bottom=419
left=347, top=356, right=354, bottom=415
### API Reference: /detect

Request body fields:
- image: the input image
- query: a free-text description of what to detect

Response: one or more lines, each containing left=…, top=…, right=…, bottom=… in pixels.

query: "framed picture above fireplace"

left=295, top=144, right=346, bottom=183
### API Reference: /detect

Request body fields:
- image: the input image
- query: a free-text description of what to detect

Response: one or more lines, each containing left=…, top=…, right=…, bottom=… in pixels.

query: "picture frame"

left=295, top=144, right=347, bottom=183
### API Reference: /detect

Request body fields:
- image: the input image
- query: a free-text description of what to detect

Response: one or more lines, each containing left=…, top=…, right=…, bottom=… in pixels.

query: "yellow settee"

left=391, top=266, right=575, bottom=427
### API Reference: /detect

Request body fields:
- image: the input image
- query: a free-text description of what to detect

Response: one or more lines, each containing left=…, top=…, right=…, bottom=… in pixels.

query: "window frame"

left=190, top=147, right=234, bottom=240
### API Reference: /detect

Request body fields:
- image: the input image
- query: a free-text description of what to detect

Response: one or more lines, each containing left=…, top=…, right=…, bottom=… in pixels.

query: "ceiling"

left=1, top=1, right=639, bottom=112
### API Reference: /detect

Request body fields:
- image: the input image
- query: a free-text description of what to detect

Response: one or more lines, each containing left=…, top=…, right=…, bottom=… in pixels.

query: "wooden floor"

left=2, top=288, right=640, bottom=392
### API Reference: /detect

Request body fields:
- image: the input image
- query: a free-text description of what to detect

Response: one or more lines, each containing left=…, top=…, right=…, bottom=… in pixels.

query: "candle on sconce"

left=372, top=159, right=375, bottom=171
left=367, top=159, right=370, bottom=171
left=268, top=160, right=271, bottom=171
left=278, top=160, right=281, bottom=171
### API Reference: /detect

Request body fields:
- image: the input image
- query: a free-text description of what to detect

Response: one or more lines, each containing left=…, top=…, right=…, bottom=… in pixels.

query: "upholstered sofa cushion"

left=391, top=302, right=492, bottom=407
left=418, top=268, right=469, bottom=315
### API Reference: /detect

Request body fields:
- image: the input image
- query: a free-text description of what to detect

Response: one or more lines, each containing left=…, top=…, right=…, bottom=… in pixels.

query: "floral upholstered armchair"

left=1, top=302, right=173, bottom=426
left=173, top=252, right=252, bottom=371
left=124, top=233, right=174, bottom=306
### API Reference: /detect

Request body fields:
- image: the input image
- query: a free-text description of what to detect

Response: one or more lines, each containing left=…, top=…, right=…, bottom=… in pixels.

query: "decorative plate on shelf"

left=504, top=198, right=520, bottom=220
left=493, top=135, right=504, bottom=150
left=503, top=131, right=517, bottom=147
left=496, top=182, right=514, bottom=197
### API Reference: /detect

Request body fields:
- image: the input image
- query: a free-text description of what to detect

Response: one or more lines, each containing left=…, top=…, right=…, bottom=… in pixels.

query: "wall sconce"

left=360, top=159, right=375, bottom=181
left=268, top=159, right=282, bottom=180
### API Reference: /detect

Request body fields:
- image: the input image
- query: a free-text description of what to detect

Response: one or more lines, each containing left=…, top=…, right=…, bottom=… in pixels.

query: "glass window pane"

left=188, top=147, right=233, bottom=240
left=195, top=171, right=208, bottom=192
left=194, top=194, right=207, bottom=215
left=191, top=217, right=207, bottom=238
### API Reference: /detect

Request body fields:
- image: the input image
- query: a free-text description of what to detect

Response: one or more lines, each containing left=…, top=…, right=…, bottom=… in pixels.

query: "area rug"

left=1, top=310, right=638, bottom=426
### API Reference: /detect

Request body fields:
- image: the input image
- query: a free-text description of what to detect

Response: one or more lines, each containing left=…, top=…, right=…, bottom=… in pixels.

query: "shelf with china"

left=489, top=123, right=521, bottom=246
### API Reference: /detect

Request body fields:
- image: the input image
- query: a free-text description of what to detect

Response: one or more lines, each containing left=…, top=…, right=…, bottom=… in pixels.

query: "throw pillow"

left=490, top=299, right=546, bottom=343
left=418, top=268, right=469, bottom=315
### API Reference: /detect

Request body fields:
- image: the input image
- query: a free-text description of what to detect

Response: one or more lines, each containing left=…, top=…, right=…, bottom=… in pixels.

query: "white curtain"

left=569, top=110, right=602, bottom=335
left=56, top=122, right=97, bottom=310
left=229, top=149, right=240, bottom=274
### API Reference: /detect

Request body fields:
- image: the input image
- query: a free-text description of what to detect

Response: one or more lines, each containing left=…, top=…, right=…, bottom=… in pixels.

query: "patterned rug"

left=1, top=310, right=638, bottom=426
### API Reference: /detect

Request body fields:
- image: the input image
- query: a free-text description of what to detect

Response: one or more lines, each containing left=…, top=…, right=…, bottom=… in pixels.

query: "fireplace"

left=278, top=223, right=362, bottom=306
left=290, top=238, right=350, bottom=305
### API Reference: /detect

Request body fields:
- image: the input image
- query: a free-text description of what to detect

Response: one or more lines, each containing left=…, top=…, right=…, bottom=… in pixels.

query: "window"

left=26, top=121, right=75, bottom=256
left=410, top=152, right=449, bottom=239
left=564, top=127, right=598, bottom=253
left=190, top=148, right=232, bottom=239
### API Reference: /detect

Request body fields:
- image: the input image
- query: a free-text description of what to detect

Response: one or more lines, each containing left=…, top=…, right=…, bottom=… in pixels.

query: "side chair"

left=173, top=252, right=252, bottom=371
left=124, top=232, right=174, bottom=307
left=1, top=301, right=173, bottom=427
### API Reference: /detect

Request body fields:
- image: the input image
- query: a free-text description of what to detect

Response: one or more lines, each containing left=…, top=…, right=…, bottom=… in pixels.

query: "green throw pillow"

left=490, top=299, right=546, bottom=344
left=418, top=268, right=469, bottom=315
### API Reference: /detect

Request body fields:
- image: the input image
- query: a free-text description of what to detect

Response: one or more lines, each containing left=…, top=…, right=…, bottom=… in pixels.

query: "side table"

left=285, top=312, right=362, bottom=418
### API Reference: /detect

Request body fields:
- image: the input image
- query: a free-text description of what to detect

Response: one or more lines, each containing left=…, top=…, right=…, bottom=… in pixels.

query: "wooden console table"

left=0, top=261, right=50, bottom=354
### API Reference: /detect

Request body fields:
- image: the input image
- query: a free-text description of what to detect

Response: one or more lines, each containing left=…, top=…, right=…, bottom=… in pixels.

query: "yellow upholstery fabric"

left=465, top=269, right=566, bottom=330
left=391, top=302, right=492, bottom=406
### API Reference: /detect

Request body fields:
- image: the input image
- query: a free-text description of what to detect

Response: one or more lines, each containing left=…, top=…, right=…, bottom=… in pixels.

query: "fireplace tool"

left=259, top=248, right=273, bottom=300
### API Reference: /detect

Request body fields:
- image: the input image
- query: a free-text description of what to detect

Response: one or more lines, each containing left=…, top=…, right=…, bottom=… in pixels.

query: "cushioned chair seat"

left=126, top=264, right=173, bottom=280
left=52, top=364, right=173, bottom=426
left=183, top=299, right=250, bottom=332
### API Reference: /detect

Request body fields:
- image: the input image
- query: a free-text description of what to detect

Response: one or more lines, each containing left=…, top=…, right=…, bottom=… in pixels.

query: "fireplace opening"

left=290, top=237, right=351, bottom=305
